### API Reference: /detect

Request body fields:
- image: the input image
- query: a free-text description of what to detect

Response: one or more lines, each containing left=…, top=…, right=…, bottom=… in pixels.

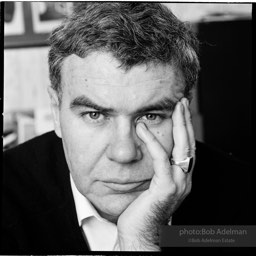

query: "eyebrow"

left=136, top=98, right=176, bottom=114
left=70, top=96, right=114, bottom=113
left=70, top=95, right=176, bottom=114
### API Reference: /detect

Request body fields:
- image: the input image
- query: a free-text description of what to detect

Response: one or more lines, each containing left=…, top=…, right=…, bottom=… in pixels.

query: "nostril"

left=107, top=138, right=142, bottom=163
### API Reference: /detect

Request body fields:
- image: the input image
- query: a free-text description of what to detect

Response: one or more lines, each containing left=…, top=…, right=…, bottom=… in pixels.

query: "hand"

left=116, top=98, right=195, bottom=251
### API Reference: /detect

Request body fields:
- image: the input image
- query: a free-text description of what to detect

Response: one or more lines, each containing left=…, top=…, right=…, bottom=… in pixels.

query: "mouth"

left=103, top=180, right=151, bottom=193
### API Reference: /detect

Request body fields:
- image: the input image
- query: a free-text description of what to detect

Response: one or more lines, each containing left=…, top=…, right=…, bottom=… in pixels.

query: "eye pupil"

left=146, top=114, right=156, bottom=120
left=89, top=112, right=100, bottom=119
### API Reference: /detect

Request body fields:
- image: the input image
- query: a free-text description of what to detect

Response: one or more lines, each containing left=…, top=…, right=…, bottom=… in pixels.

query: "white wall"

left=4, top=47, right=50, bottom=112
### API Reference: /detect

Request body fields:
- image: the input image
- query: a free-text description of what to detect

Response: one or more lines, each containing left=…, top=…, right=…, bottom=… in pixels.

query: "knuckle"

left=161, top=153, right=169, bottom=163
left=166, top=182, right=177, bottom=195
left=186, top=142, right=196, bottom=158
left=185, top=145, right=190, bottom=155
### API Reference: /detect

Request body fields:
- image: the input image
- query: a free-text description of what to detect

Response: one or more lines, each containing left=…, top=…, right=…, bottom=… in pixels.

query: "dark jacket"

left=1, top=131, right=252, bottom=253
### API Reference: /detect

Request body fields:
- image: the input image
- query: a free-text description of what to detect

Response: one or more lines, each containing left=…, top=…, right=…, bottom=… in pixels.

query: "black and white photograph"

left=1, top=1, right=254, bottom=253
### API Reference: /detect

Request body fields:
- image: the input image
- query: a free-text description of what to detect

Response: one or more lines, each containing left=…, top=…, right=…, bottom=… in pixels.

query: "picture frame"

left=4, top=2, right=73, bottom=48
left=31, top=2, right=73, bottom=34
left=4, top=2, right=25, bottom=36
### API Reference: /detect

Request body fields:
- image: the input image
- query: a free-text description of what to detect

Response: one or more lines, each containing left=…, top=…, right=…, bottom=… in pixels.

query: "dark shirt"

left=1, top=131, right=252, bottom=253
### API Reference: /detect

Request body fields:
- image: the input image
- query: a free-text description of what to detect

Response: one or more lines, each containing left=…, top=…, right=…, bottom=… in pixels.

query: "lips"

left=104, top=180, right=150, bottom=193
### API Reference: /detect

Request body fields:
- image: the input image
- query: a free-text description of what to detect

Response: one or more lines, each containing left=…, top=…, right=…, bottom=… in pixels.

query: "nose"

left=106, top=120, right=142, bottom=164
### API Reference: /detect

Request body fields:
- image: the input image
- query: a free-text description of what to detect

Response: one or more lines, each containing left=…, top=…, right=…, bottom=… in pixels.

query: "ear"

left=47, top=87, right=62, bottom=138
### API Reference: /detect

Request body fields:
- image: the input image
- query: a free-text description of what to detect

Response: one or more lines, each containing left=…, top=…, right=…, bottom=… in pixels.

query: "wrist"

left=117, top=228, right=161, bottom=251
left=118, top=235, right=160, bottom=251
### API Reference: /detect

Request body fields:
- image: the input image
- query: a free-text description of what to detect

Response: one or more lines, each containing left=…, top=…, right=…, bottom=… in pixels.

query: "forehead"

left=62, top=52, right=184, bottom=86
left=61, top=52, right=185, bottom=108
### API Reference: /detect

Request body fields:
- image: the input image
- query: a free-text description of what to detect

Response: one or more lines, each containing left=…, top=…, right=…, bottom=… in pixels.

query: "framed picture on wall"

left=4, top=2, right=25, bottom=36
left=31, top=2, right=73, bottom=33
left=4, top=2, right=73, bottom=48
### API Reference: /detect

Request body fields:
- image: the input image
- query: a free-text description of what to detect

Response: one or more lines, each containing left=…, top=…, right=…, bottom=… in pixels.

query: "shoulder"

left=4, top=131, right=60, bottom=164
left=2, top=131, right=69, bottom=226
left=3, top=131, right=66, bottom=183
left=2, top=132, right=84, bottom=252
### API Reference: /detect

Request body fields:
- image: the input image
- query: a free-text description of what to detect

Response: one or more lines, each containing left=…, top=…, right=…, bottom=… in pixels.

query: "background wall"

left=3, top=2, right=252, bottom=164
left=198, top=19, right=252, bottom=163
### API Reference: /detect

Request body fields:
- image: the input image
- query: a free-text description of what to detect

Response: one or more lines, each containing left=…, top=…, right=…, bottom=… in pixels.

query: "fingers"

left=136, top=97, right=194, bottom=196
left=136, top=123, right=171, bottom=180
left=172, top=98, right=196, bottom=161
left=136, top=122, right=187, bottom=197
left=179, top=98, right=196, bottom=174
left=171, top=98, right=195, bottom=194
left=180, top=98, right=196, bottom=157
left=171, top=101, right=190, bottom=162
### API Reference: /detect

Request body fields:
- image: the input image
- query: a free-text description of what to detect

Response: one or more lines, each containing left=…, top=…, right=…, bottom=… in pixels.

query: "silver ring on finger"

left=170, top=156, right=194, bottom=173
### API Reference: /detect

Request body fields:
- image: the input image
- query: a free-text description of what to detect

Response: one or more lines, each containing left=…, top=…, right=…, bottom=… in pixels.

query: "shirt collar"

left=70, top=173, right=108, bottom=226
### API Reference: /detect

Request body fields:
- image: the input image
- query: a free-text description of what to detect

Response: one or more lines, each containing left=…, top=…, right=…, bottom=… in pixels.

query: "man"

left=1, top=3, right=251, bottom=253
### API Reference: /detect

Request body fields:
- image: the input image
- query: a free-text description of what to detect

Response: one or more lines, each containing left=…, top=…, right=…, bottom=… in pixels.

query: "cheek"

left=60, top=110, right=105, bottom=154
left=59, top=111, right=108, bottom=180
left=150, top=119, right=173, bottom=156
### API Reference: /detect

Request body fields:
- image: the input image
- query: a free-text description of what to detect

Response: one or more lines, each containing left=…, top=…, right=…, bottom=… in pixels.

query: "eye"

left=88, top=112, right=101, bottom=120
left=144, top=114, right=158, bottom=120
left=80, top=111, right=107, bottom=123
left=137, top=113, right=165, bottom=125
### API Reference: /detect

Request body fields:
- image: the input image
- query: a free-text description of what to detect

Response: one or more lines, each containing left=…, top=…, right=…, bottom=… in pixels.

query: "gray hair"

left=48, top=3, right=200, bottom=99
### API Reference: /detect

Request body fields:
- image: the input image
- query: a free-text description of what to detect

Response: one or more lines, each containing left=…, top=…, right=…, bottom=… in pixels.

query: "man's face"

left=51, top=52, right=185, bottom=222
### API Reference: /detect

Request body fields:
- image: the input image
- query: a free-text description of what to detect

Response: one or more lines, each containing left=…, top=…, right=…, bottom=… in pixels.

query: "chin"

left=96, top=191, right=142, bottom=222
